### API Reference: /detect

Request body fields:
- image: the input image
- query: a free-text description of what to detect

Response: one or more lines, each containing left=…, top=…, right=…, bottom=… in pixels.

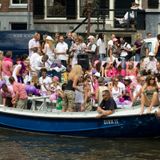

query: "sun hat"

left=46, top=35, right=54, bottom=41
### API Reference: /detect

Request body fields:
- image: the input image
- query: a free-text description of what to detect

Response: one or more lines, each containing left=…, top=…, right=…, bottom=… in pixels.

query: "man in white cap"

left=143, top=52, right=157, bottom=74
left=85, top=35, right=97, bottom=63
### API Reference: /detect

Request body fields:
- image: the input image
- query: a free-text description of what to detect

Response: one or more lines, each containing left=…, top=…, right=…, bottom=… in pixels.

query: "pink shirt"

left=116, top=69, right=126, bottom=77
left=1, top=85, right=14, bottom=98
left=126, top=69, right=137, bottom=76
left=13, top=82, right=28, bottom=100
left=106, top=68, right=117, bottom=78
left=2, top=57, right=13, bottom=76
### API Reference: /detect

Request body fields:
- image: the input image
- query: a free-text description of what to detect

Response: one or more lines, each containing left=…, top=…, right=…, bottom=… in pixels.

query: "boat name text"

left=104, top=119, right=119, bottom=125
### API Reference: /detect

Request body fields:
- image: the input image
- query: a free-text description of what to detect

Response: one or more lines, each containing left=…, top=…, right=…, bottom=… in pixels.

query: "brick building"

left=0, top=0, right=159, bottom=37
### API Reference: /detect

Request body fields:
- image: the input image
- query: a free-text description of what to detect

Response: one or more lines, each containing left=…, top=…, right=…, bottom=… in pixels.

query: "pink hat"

left=53, top=76, right=59, bottom=82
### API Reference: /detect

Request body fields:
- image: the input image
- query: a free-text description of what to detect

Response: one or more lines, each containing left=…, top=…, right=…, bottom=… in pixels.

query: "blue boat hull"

left=0, top=111, right=160, bottom=137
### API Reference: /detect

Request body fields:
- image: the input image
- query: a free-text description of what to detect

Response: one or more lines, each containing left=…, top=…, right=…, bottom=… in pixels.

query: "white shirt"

left=96, top=38, right=106, bottom=54
left=120, top=42, right=131, bottom=57
left=108, top=40, right=113, bottom=48
left=112, top=87, right=122, bottom=102
left=43, top=43, right=55, bottom=62
left=39, top=76, right=52, bottom=92
left=12, top=64, right=22, bottom=82
left=87, top=43, right=97, bottom=52
left=133, top=84, right=142, bottom=98
left=56, top=42, right=68, bottom=60
left=75, top=86, right=84, bottom=103
left=30, top=52, right=42, bottom=72
left=143, top=57, right=157, bottom=73
left=118, top=81, right=125, bottom=93
left=28, top=38, right=40, bottom=57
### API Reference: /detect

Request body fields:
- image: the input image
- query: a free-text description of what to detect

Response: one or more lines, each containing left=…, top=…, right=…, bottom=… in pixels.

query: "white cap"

left=124, top=76, right=131, bottom=81
left=94, top=72, right=101, bottom=77
left=46, top=36, right=53, bottom=41
left=87, top=35, right=95, bottom=39
left=148, top=52, right=155, bottom=56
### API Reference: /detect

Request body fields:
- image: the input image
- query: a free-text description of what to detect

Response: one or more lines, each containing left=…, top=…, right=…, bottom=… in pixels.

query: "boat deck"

left=0, top=103, right=159, bottom=119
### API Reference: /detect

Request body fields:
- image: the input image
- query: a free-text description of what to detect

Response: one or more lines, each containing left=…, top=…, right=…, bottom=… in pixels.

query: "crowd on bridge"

left=0, top=30, right=160, bottom=116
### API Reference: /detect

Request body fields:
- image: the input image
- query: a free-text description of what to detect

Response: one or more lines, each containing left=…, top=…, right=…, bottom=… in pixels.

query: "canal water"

left=0, top=129, right=160, bottom=160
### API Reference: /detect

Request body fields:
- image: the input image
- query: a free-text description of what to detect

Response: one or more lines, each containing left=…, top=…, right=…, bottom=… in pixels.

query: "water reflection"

left=0, top=129, right=160, bottom=160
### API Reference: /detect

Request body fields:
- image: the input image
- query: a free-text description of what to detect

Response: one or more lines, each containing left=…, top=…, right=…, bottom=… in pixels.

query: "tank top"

left=112, top=87, right=121, bottom=101
left=65, top=80, right=74, bottom=91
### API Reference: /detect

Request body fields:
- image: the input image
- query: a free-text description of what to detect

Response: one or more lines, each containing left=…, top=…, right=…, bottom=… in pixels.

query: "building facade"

left=0, top=0, right=159, bottom=36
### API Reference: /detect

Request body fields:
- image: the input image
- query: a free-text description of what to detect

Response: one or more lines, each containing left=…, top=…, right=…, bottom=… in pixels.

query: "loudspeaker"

left=77, top=54, right=89, bottom=70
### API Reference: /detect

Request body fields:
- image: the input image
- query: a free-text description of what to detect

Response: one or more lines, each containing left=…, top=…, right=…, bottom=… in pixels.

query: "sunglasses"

left=102, top=94, right=106, bottom=97
left=150, top=78, right=155, bottom=80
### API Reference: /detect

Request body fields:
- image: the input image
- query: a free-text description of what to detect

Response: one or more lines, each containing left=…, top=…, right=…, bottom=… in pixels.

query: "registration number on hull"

left=104, top=119, right=119, bottom=125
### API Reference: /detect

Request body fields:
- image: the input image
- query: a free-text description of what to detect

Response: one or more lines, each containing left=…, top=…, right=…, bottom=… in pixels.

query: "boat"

left=0, top=96, right=160, bottom=138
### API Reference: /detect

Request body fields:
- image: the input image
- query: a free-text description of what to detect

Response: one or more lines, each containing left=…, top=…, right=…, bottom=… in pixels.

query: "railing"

left=71, top=8, right=145, bottom=33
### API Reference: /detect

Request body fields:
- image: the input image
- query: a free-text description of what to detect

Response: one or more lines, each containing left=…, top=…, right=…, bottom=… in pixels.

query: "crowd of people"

left=0, top=30, right=160, bottom=117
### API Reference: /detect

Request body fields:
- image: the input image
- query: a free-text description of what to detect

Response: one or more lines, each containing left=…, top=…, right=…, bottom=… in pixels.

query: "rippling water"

left=0, top=129, right=160, bottom=160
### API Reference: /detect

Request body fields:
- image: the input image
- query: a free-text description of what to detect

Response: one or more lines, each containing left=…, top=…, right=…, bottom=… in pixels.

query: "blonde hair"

left=68, top=65, right=83, bottom=80
left=135, top=33, right=142, bottom=40
left=46, top=39, right=54, bottom=48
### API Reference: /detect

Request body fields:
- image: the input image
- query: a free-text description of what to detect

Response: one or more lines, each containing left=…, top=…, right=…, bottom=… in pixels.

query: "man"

left=64, top=32, right=74, bottom=52
left=143, top=52, right=157, bottom=74
left=30, top=48, right=49, bottom=77
left=97, top=90, right=117, bottom=118
left=115, top=2, right=141, bottom=27
left=28, top=32, right=41, bottom=57
left=9, top=77, right=28, bottom=109
left=39, top=68, right=52, bottom=94
left=55, top=35, right=68, bottom=67
left=85, top=35, right=97, bottom=63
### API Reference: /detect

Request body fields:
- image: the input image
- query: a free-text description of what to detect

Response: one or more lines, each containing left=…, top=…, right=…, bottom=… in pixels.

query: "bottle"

left=56, top=97, right=62, bottom=110
left=61, top=73, right=64, bottom=83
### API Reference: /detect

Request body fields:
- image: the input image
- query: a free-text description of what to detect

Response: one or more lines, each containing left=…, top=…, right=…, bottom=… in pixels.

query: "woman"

left=12, top=55, right=27, bottom=83
left=122, top=77, right=133, bottom=102
left=96, top=33, right=106, bottom=61
left=126, top=61, right=137, bottom=77
left=109, top=78, right=122, bottom=103
left=42, top=35, right=55, bottom=63
left=69, top=36, right=86, bottom=67
left=140, top=75, right=159, bottom=114
left=62, top=64, right=83, bottom=112
left=134, top=33, right=143, bottom=62
left=105, top=62, right=116, bottom=78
